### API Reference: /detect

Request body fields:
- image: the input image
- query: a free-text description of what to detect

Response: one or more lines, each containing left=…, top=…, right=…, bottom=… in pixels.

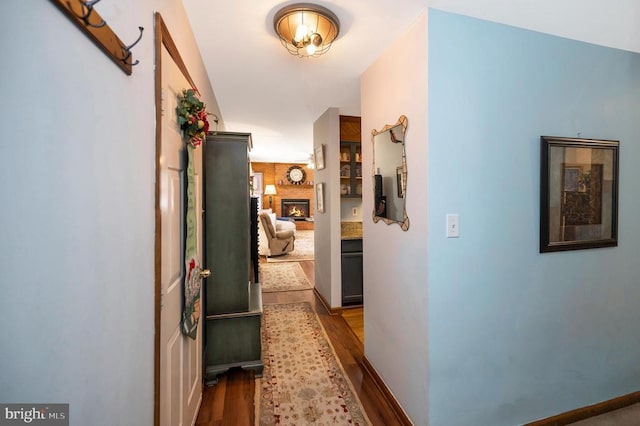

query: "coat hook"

left=121, top=26, right=144, bottom=66
left=68, top=0, right=106, bottom=28
left=208, top=113, right=219, bottom=131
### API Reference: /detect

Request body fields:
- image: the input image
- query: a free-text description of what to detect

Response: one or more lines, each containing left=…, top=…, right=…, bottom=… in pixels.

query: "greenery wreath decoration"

left=176, top=88, right=210, bottom=148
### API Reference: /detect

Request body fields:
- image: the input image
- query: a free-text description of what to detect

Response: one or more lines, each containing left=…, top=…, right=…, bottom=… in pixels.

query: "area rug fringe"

left=255, top=302, right=371, bottom=425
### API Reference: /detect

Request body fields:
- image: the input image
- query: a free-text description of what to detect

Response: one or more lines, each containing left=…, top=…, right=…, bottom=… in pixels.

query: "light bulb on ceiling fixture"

left=306, top=44, right=316, bottom=55
left=294, top=24, right=308, bottom=43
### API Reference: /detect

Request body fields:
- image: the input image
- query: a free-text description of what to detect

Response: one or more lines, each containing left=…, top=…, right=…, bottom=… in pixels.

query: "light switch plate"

left=446, top=214, right=459, bottom=238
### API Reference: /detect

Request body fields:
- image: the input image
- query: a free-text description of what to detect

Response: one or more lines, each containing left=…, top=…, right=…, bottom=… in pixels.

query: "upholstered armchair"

left=258, top=212, right=295, bottom=256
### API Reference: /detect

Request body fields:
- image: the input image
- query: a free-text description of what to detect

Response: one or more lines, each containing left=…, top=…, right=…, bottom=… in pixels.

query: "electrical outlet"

left=446, top=214, right=459, bottom=238
left=352, top=207, right=358, bottom=216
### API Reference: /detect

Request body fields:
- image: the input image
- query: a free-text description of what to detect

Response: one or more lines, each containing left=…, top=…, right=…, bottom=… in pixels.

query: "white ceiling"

left=183, top=0, right=639, bottom=163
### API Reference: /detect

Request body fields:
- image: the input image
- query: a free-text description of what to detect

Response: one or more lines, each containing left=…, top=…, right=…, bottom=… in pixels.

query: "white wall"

left=313, top=108, right=343, bottom=307
left=0, top=1, right=219, bottom=424
left=340, top=198, right=363, bottom=222
left=361, top=9, right=429, bottom=425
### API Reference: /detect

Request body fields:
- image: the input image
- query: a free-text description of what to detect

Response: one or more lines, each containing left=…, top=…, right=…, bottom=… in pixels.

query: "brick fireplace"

left=250, top=162, right=315, bottom=230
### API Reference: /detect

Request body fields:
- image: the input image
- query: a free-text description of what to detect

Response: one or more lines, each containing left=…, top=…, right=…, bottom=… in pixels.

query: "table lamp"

left=264, top=184, right=277, bottom=209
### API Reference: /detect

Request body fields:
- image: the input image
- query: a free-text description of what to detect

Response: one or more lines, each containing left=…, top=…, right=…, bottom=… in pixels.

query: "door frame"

left=153, top=12, right=199, bottom=426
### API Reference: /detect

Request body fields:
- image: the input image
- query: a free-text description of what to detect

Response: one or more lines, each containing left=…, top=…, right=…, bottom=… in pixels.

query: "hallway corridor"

left=195, top=260, right=403, bottom=425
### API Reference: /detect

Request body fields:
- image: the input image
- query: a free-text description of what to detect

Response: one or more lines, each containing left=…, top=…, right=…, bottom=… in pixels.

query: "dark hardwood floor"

left=195, top=260, right=402, bottom=425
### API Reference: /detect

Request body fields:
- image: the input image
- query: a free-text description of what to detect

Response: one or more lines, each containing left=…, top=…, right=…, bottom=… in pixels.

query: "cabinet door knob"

left=199, top=269, right=211, bottom=278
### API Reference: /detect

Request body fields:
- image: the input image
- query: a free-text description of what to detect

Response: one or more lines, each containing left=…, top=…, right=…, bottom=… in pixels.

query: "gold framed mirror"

left=372, top=115, right=409, bottom=230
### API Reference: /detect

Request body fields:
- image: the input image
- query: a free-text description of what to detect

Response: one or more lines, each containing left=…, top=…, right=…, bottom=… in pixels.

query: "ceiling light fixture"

left=273, top=3, right=340, bottom=58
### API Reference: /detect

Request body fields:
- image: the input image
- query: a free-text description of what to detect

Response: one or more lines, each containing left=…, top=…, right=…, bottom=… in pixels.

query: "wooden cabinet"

left=339, top=116, right=363, bottom=306
left=339, top=115, right=362, bottom=199
left=340, top=115, right=361, bottom=143
left=203, top=131, right=263, bottom=384
left=340, top=141, right=362, bottom=198
left=341, top=239, right=363, bottom=306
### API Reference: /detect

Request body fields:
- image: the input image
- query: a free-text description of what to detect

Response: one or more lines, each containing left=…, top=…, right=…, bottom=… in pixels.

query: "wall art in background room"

left=315, top=144, right=325, bottom=170
left=540, top=135, right=619, bottom=252
left=252, top=172, right=263, bottom=197
left=315, top=182, right=325, bottom=213
left=396, top=166, right=404, bottom=198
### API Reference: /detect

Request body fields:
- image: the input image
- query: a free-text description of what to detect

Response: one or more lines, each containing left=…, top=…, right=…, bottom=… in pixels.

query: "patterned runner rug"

left=266, top=230, right=314, bottom=262
left=255, top=303, right=371, bottom=425
left=260, top=262, right=312, bottom=293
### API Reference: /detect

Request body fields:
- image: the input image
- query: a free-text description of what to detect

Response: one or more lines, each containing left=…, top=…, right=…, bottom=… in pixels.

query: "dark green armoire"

left=203, top=131, right=263, bottom=384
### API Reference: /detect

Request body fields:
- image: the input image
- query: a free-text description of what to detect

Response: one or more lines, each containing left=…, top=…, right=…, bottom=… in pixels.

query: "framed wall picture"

left=540, top=136, right=619, bottom=253
left=314, top=144, right=325, bottom=170
left=251, top=172, right=263, bottom=197
left=396, top=166, right=404, bottom=198
left=315, top=182, right=325, bottom=213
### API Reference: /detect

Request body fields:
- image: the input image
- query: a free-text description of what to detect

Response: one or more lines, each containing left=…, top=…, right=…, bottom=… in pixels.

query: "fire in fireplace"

left=281, top=199, right=310, bottom=220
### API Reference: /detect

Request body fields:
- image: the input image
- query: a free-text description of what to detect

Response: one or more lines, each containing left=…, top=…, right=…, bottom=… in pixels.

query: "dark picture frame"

left=396, top=166, right=404, bottom=198
left=540, top=136, right=619, bottom=253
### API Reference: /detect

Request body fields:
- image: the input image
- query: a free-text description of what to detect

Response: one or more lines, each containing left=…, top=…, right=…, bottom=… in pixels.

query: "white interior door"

left=160, top=45, right=203, bottom=426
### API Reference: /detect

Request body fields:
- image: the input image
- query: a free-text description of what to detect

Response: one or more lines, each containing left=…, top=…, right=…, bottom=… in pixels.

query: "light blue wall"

left=427, top=9, right=640, bottom=426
